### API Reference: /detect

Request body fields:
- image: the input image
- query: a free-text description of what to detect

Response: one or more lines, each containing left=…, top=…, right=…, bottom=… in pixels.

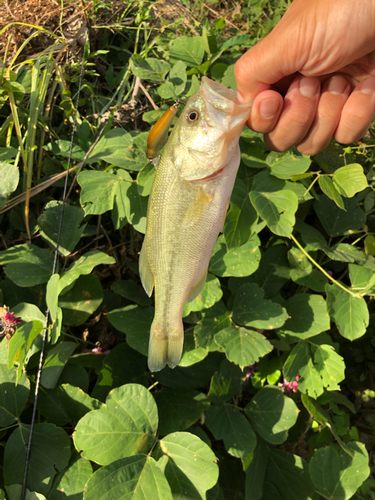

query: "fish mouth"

left=201, top=76, right=253, bottom=114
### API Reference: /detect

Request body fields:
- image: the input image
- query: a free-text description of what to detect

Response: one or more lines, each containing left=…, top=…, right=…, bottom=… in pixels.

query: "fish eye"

left=185, top=109, right=200, bottom=124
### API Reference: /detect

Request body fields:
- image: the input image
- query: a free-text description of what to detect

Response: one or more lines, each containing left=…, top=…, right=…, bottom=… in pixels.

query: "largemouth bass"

left=140, top=77, right=252, bottom=372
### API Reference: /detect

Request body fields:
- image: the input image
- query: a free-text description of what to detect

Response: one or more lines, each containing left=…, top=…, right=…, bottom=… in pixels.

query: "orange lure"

left=145, top=102, right=180, bottom=161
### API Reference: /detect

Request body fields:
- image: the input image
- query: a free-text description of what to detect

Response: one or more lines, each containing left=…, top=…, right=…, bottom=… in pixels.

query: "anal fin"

left=139, top=242, right=154, bottom=297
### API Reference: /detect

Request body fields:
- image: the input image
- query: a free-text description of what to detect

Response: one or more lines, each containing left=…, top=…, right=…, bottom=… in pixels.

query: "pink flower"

left=0, top=306, right=22, bottom=343
left=4, top=312, right=22, bottom=325
left=282, top=375, right=300, bottom=393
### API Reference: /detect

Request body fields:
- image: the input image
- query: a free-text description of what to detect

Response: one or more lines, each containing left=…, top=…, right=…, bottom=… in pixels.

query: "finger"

left=297, top=75, right=351, bottom=155
left=247, top=90, right=284, bottom=133
left=264, top=75, right=321, bottom=152
left=335, top=77, right=375, bottom=144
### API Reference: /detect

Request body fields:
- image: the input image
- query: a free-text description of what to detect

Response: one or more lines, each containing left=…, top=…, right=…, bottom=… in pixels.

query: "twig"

left=139, top=81, right=158, bottom=110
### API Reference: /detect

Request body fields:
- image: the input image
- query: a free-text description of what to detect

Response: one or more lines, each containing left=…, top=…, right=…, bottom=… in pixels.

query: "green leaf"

left=0, top=244, right=54, bottom=287
left=41, top=342, right=77, bottom=389
left=232, top=283, right=289, bottom=329
left=78, top=170, right=118, bottom=215
left=170, top=36, right=205, bottom=67
left=0, top=163, right=19, bottom=208
left=112, top=169, right=132, bottom=230
left=194, top=301, right=232, bottom=351
left=160, top=432, right=219, bottom=498
left=58, top=250, right=115, bottom=295
left=48, top=454, right=93, bottom=500
left=58, top=384, right=104, bottom=422
left=8, top=321, right=44, bottom=382
left=215, top=326, right=273, bottom=369
left=238, top=245, right=290, bottom=298
left=5, top=485, right=46, bottom=500
left=209, top=234, right=261, bottom=277
left=224, top=178, right=258, bottom=250
left=38, top=201, right=86, bottom=256
left=59, top=274, right=103, bottom=326
left=266, top=149, right=311, bottom=180
left=332, top=164, right=368, bottom=198
left=46, top=274, right=62, bottom=343
left=245, top=386, right=299, bottom=444
left=127, top=182, right=148, bottom=233
left=89, top=129, right=149, bottom=170
left=250, top=171, right=298, bottom=237
left=44, top=140, right=85, bottom=161
left=73, top=384, right=158, bottom=465
left=154, top=388, right=209, bottom=435
left=284, top=341, right=345, bottom=398
left=137, top=161, right=156, bottom=197
left=262, top=449, right=315, bottom=500
left=92, top=343, right=148, bottom=401
left=326, top=283, right=369, bottom=340
left=84, top=454, right=172, bottom=500
left=245, top=440, right=269, bottom=500
left=221, top=64, right=236, bottom=90
left=205, top=404, right=256, bottom=458
left=319, top=175, right=345, bottom=210
left=240, top=141, right=268, bottom=169
left=278, top=294, right=330, bottom=341
left=107, top=305, right=154, bottom=356
left=4, top=423, right=71, bottom=495
left=180, top=326, right=209, bottom=367
left=349, top=263, right=375, bottom=293
left=183, top=273, right=223, bottom=316
left=111, top=279, right=152, bottom=306
left=309, top=442, right=370, bottom=500
left=131, top=55, right=171, bottom=81
left=314, top=196, right=366, bottom=237
left=208, top=359, right=244, bottom=402
left=0, top=340, right=30, bottom=427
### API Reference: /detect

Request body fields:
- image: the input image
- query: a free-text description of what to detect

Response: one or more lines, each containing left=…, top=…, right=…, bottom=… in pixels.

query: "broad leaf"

left=224, top=178, right=258, bottom=249
left=73, top=384, right=158, bottom=465
left=319, top=175, right=345, bottom=210
left=245, top=440, right=269, bottom=500
left=84, top=455, right=172, bottom=500
left=78, top=170, right=118, bottom=215
left=209, top=234, right=261, bottom=277
left=183, top=274, right=222, bottom=316
left=154, top=388, right=209, bottom=435
left=0, top=244, right=54, bottom=287
left=278, top=294, right=330, bottom=341
left=194, top=301, right=232, bottom=351
left=332, top=164, right=368, bottom=198
left=137, top=162, right=156, bottom=197
left=49, top=455, right=93, bottom=500
left=160, top=432, right=219, bottom=498
left=107, top=305, right=154, bottom=356
left=126, top=182, right=148, bottom=233
left=3, top=423, right=71, bottom=495
left=232, top=283, right=289, bottom=330
left=314, top=196, right=366, bottom=237
left=326, top=283, right=369, bottom=340
left=131, top=55, right=171, bottom=81
left=169, top=36, right=205, bottom=67
left=7, top=320, right=44, bottom=382
left=215, top=326, right=273, bottom=369
left=59, top=274, right=103, bottom=326
left=309, top=442, right=370, bottom=500
left=250, top=171, right=298, bottom=237
left=0, top=163, right=19, bottom=208
left=58, top=384, right=103, bottom=422
left=41, top=342, right=77, bottom=389
left=266, top=149, right=311, bottom=180
left=205, top=403, right=257, bottom=458
left=58, top=251, right=115, bottom=295
left=0, top=340, right=30, bottom=427
left=38, top=201, right=86, bottom=256
left=245, top=386, right=298, bottom=444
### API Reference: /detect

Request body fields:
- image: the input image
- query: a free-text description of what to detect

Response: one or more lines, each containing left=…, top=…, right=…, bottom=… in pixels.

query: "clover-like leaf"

left=332, top=164, right=368, bottom=198
left=183, top=274, right=223, bottom=316
left=209, top=235, right=261, bottom=277
left=266, top=149, right=311, bottom=180
left=245, top=386, right=298, bottom=444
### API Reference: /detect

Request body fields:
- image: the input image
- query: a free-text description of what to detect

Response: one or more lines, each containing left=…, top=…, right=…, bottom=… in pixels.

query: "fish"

left=139, top=76, right=252, bottom=372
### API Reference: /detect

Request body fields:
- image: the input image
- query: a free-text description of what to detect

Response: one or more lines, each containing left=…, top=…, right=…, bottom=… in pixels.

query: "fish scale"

left=139, top=77, right=252, bottom=372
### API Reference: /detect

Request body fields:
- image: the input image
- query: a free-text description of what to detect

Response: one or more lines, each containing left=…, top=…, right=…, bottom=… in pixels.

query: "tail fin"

left=148, top=320, right=184, bottom=372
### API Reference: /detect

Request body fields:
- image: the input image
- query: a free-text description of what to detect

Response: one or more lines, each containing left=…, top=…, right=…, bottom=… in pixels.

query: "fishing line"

left=21, top=30, right=88, bottom=500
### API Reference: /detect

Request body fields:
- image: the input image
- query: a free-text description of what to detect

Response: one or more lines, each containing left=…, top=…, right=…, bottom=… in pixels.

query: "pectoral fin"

left=187, top=270, right=208, bottom=303
left=139, top=242, right=154, bottom=297
left=183, top=188, right=214, bottom=227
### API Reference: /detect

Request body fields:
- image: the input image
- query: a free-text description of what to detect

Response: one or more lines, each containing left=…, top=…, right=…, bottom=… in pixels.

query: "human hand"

left=235, top=0, right=375, bottom=154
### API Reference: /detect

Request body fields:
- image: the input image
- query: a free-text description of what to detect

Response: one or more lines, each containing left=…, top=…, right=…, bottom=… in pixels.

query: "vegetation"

left=0, top=0, right=374, bottom=498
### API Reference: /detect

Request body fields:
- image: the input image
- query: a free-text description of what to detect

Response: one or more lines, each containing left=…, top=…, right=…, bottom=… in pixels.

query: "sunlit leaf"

left=266, top=149, right=311, bottom=180
left=332, top=164, right=368, bottom=198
